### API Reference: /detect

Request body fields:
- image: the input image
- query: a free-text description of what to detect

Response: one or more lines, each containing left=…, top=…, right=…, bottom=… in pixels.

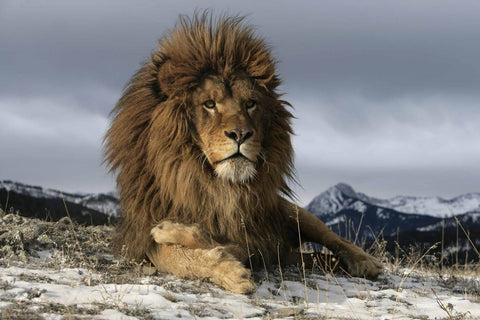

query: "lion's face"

left=191, top=75, right=265, bottom=183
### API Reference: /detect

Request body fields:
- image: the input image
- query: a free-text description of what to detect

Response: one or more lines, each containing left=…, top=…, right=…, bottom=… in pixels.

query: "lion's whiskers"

left=259, top=151, right=274, bottom=174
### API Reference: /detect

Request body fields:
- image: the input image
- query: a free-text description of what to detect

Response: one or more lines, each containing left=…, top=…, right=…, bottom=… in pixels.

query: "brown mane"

left=104, top=14, right=296, bottom=264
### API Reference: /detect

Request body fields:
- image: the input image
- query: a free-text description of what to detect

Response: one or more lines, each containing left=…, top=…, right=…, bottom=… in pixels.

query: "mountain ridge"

left=0, top=180, right=120, bottom=217
left=305, top=183, right=480, bottom=265
left=2, top=179, right=479, bottom=264
left=307, top=182, right=480, bottom=218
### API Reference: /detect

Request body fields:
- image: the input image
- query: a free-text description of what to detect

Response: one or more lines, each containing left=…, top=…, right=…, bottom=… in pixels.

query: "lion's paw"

left=151, top=221, right=211, bottom=249
left=150, top=221, right=182, bottom=245
left=215, top=259, right=255, bottom=294
left=208, top=247, right=255, bottom=294
left=340, top=248, right=383, bottom=279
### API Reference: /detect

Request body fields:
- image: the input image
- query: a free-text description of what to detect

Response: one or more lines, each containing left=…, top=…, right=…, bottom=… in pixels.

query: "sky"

left=1, top=0, right=480, bottom=205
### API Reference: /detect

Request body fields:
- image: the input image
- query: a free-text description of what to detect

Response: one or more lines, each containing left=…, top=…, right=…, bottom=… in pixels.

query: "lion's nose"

left=224, top=128, right=253, bottom=144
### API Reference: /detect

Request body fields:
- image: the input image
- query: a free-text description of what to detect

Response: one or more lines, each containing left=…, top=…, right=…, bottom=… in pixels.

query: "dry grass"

left=1, top=207, right=479, bottom=319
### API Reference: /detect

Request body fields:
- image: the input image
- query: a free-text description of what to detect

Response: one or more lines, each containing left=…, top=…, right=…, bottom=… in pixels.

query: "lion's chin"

left=214, top=157, right=256, bottom=183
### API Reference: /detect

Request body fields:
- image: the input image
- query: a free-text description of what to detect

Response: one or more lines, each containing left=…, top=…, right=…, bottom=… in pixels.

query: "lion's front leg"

left=147, top=244, right=255, bottom=294
left=149, top=221, right=253, bottom=293
left=150, top=220, right=215, bottom=249
left=151, top=220, right=249, bottom=263
left=285, top=201, right=383, bottom=279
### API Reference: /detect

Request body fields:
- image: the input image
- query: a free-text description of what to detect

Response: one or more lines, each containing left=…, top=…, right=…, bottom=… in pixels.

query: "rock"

left=0, top=229, right=24, bottom=249
left=37, top=234, right=55, bottom=248
left=269, top=307, right=304, bottom=318
left=22, top=223, right=48, bottom=243
left=1, top=214, right=24, bottom=225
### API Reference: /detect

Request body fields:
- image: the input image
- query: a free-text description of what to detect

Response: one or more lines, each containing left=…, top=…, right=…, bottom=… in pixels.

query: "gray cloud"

left=294, top=163, right=480, bottom=206
left=0, top=96, right=114, bottom=192
left=1, top=0, right=479, bottom=204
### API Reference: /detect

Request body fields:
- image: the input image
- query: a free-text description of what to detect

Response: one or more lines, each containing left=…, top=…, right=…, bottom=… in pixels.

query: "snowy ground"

left=1, top=213, right=479, bottom=319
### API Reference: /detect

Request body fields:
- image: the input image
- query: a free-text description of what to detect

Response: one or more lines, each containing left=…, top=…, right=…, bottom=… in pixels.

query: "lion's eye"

left=203, top=100, right=216, bottom=109
left=246, top=100, right=256, bottom=109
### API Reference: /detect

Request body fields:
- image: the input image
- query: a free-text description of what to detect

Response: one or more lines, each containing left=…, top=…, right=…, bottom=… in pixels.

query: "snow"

left=416, top=211, right=480, bottom=232
left=471, top=212, right=480, bottom=223
left=1, top=262, right=479, bottom=319
left=351, top=200, right=367, bottom=212
left=325, top=216, right=345, bottom=226
left=380, top=194, right=480, bottom=217
left=417, top=223, right=441, bottom=232
left=99, top=309, right=140, bottom=320
left=358, top=191, right=480, bottom=218
left=0, top=213, right=478, bottom=319
left=307, top=183, right=369, bottom=216
left=307, top=184, right=350, bottom=215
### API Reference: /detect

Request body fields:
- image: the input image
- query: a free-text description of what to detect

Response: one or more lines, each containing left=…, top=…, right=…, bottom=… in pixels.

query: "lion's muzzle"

left=224, top=128, right=254, bottom=145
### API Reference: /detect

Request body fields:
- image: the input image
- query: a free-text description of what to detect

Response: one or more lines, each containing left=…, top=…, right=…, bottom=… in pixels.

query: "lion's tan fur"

left=105, top=13, right=382, bottom=292
left=104, top=14, right=296, bottom=265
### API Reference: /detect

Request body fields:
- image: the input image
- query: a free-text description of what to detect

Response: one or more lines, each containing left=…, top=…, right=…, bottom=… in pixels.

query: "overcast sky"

left=1, top=0, right=480, bottom=205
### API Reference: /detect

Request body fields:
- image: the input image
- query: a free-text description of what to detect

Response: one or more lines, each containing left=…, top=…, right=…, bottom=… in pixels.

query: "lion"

left=104, top=13, right=382, bottom=294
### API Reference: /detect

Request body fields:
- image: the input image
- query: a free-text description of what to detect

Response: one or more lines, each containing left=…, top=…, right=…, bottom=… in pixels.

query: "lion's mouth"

left=213, top=152, right=257, bottom=183
left=215, top=152, right=253, bottom=164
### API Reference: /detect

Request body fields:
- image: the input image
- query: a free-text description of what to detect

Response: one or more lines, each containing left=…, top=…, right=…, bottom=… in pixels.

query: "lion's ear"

left=157, top=59, right=177, bottom=97
left=158, top=59, right=198, bottom=98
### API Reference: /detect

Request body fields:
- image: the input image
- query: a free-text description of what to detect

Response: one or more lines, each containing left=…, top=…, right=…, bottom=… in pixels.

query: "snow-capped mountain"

left=306, top=183, right=366, bottom=215
left=307, top=183, right=480, bottom=218
left=306, top=183, right=480, bottom=264
left=2, top=180, right=479, bottom=264
left=416, top=211, right=480, bottom=233
left=356, top=190, right=480, bottom=218
left=306, top=183, right=439, bottom=237
left=0, top=180, right=120, bottom=217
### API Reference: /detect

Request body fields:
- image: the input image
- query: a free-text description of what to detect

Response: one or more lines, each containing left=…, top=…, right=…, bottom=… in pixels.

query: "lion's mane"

left=104, top=14, right=296, bottom=265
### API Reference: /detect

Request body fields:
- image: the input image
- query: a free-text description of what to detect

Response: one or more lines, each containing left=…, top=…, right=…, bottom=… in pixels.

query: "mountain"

left=306, top=183, right=439, bottom=238
left=306, top=183, right=480, bottom=264
left=0, top=180, right=119, bottom=225
left=357, top=191, right=480, bottom=218
left=2, top=180, right=479, bottom=264
left=307, top=182, right=480, bottom=218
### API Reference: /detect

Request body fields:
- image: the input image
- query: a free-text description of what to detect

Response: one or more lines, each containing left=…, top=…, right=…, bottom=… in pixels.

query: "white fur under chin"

left=215, top=158, right=257, bottom=183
